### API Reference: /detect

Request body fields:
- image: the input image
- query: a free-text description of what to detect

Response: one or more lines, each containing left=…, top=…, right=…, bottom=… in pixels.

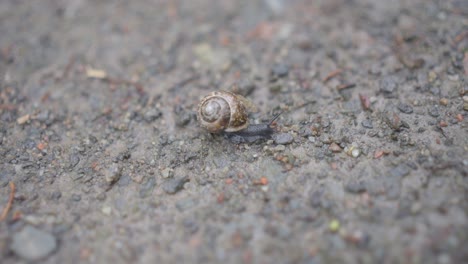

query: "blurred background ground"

left=0, top=0, right=467, bottom=263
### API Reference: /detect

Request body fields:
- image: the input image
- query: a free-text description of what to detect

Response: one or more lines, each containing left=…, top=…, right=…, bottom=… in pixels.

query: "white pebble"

left=351, top=148, right=361, bottom=158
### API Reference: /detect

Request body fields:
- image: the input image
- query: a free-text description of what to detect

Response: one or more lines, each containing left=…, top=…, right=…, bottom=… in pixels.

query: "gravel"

left=379, top=76, right=398, bottom=97
left=361, top=119, right=374, bottom=129
left=273, top=133, right=294, bottom=145
left=11, top=226, right=57, bottom=262
left=162, top=176, right=189, bottom=194
left=428, top=105, right=440, bottom=117
left=397, top=103, right=414, bottom=114
left=345, top=180, right=367, bottom=193
left=104, top=164, right=122, bottom=183
left=270, top=63, right=289, bottom=78
left=1, top=1, right=466, bottom=263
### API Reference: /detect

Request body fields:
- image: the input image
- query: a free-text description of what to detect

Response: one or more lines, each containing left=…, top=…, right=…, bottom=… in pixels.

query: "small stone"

left=105, top=164, right=122, bottom=183
left=270, top=64, right=289, bottom=78
left=298, top=126, right=313, bottom=137
left=17, top=114, right=30, bottom=125
left=329, top=219, right=340, bottom=232
left=117, top=175, right=131, bottom=187
left=273, top=133, right=294, bottom=145
left=161, top=168, right=174, bottom=178
left=139, top=177, right=156, bottom=198
left=379, top=76, right=398, bottom=97
left=351, top=148, right=360, bottom=158
left=428, top=105, right=440, bottom=117
left=101, top=206, right=112, bottom=215
left=162, top=176, right=189, bottom=194
left=71, top=194, right=81, bottom=202
left=143, top=108, right=162, bottom=122
left=345, top=181, right=366, bottom=193
left=361, top=119, right=373, bottom=129
left=329, top=143, right=342, bottom=153
left=374, top=150, right=384, bottom=159
left=11, top=226, right=57, bottom=261
left=269, top=84, right=282, bottom=93
left=397, top=103, right=413, bottom=114
left=50, top=191, right=62, bottom=201
left=439, top=98, right=448, bottom=106
left=69, top=154, right=80, bottom=168
left=345, top=146, right=361, bottom=157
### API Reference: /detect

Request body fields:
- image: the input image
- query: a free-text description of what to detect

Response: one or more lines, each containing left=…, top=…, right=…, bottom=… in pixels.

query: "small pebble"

left=397, top=103, right=413, bottom=114
left=71, top=194, right=81, bottom=202
left=144, top=108, right=162, bottom=122
left=361, top=119, right=373, bottom=129
left=329, top=219, right=340, bottom=232
left=139, top=177, right=156, bottom=198
left=105, top=164, right=122, bottom=183
left=17, top=114, right=30, bottom=125
left=379, top=76, right=398, bottom=97
left=273, top=133, right=294, bottom=145
left=329, top=143, right=342, bottom=153
left=345, top=181, right=366, bottom=193
left=428, top=105, right=440, bottom=117
left=102, top=206, right=112, bottom=215
left=439, top=98, right=448, bottom=106
left=162, top=176, right=189, bottom=194
left=161, top=167, right=174, bottom=178
left=11, top=226, right=57, bottom=261
left=351, top=148, right=360, bottom=158
left=270, top=64, right=289, bottom=78
left=298, top=126, right=313, bottom=137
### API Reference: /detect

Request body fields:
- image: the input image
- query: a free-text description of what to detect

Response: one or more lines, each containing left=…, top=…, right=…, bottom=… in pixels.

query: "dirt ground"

left=0, top=0, right=467, bottom=263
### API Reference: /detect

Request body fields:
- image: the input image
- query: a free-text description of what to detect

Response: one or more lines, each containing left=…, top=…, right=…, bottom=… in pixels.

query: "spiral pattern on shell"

left=197, top=91, right=249, bottom=133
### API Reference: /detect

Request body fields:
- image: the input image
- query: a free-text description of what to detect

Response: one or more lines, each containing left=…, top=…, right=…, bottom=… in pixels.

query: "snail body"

left=224, top=123, right=275, bottom=144
left=197, top=90, right=280, bottom=143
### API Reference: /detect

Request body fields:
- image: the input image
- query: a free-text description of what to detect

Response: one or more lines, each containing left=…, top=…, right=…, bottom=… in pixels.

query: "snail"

left=197, top=90, right=280, bottom=143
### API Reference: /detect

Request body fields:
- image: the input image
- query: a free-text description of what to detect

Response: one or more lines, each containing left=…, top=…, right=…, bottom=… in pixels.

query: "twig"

left=336, top=83, right=356, bottom=90
left=359, top=93, right=371, bottom=111
left=0, top=182, right=15, bottom=221
left=323, top=69, right=342, bottom=83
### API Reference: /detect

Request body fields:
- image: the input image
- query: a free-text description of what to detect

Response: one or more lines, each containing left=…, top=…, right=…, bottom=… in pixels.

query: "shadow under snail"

left=197, top=90, right=280, bottom=143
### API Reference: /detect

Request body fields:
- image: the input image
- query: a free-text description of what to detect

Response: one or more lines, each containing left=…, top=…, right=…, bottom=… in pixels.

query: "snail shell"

left=197, top=91, right=250, bottom=133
